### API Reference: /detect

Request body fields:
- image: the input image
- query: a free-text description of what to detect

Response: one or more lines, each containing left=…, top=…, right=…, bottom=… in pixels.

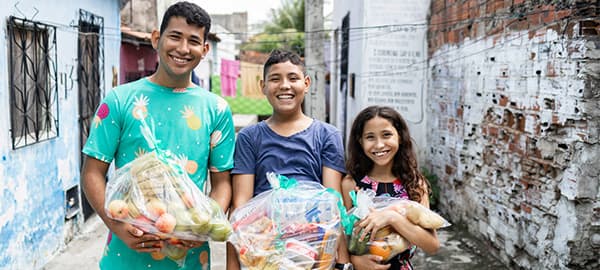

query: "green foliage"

left=265, top=0, right=305, bottom=33
left=242, top=0, right=305, bottom=56
left=422, top=167, right=440, bottom=210
left=240, top=30, right=304, bottom=56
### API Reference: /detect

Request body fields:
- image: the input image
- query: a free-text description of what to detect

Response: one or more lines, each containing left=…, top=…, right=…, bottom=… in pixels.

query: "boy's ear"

left=201, top=42, right=210, bottom=58
left=304, top=75, right=311, bottom=92
left=151, top=29, right=160, bottom=49
left=259, top=79, right=265, bottom=93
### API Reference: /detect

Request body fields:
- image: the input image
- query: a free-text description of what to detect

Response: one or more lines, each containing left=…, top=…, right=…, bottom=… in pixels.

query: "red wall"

left=119, top=43, right=158, bottom=85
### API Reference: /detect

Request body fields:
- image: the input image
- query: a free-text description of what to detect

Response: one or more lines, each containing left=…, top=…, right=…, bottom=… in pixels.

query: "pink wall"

left=119, top=43, right=157, bottom=84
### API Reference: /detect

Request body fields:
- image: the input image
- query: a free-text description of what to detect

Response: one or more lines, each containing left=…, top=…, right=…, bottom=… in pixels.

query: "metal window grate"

left=7, top=16, right=58, bottom=149
left=77, top=9, right=105, bottom=167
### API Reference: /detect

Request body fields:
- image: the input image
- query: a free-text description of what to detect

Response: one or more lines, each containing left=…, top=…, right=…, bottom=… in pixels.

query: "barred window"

left=7, top=17, right=58, bottom=149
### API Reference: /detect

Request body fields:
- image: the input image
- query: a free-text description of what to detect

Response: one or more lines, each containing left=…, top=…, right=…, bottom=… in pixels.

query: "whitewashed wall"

left=0, top=1, right=120, bottom=268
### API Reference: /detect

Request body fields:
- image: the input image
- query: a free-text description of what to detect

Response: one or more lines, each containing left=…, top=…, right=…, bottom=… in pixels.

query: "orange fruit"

left=199, top=251, right=209, bottom=265
left=369, top=242, right=393, bottom=260
left=150, top=251, right=166, bottom=260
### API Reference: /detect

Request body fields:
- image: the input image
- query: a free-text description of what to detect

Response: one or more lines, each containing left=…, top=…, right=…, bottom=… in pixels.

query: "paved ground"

left=43, top=215, right=507, bottom=270
left=412, top=224, right=508, bottom=270
left=42, top=215, right=227, bottom=270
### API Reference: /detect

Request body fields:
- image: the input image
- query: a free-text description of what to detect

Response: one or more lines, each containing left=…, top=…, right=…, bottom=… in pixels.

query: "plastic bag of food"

left=104, top=116, right=232, bottom=265
left=229, top=173, right=346, bottom=270
left=346, top=189, right=450, bottom=261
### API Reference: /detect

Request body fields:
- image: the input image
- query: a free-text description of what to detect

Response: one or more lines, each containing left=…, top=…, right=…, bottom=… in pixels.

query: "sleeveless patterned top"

left=355, top=175, right=417, bottom=270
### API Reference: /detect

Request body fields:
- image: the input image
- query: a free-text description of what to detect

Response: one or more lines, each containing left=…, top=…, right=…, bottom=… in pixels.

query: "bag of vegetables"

left=229, top=173, right=348, bottom=270
left=346, top=189, right=450, bottom=262
left=104, top=116, right=232, bottom=265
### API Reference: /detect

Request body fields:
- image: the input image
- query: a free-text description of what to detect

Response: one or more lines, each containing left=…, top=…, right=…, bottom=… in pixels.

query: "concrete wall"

left=211, top=12, right=248, bottom=42
left=330, top=0, right=430, bottom=159
left=0, top=1, right=120, bottom=269
left=426, top=0, right=599, bottom=269
left=121, top=0, right=157, bottom=32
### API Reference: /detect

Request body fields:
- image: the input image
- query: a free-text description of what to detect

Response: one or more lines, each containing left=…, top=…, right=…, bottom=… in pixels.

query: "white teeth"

left=374, top=151, right=389, bottom=157
left=172, top=56, right=188, bottom=63
left=277, top=94, right=293, bottom=99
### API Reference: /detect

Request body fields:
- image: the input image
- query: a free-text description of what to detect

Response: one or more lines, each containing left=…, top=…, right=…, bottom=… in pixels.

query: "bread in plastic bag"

left=346, top=189, right=450, bottom=261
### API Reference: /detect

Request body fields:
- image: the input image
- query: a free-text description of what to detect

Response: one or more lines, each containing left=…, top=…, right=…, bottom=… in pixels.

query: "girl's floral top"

left=356, top=175, right=417, bottom=270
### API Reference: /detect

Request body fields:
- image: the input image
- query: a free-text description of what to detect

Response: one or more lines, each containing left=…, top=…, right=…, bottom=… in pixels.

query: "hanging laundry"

left=240, top=61, right=264, bottom=98
left=220, top=58, right=240, bottom=97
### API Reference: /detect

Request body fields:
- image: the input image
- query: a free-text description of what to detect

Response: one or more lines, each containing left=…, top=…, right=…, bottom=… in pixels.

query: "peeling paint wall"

left=0, top=0, right=120, bottom=269
left=426, top=0, right=599, bottom=269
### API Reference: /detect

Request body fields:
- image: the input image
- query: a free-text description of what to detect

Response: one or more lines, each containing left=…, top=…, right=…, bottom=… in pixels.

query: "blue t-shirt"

left=232, top=120, right=346, bottom=196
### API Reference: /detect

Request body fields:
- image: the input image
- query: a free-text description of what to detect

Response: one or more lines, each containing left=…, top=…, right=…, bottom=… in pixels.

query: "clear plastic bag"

left=103, top=117, right=232, bottom=265
left=346, top=189, right=450, bottom=261
left=229, top=173, right=344, bottom=270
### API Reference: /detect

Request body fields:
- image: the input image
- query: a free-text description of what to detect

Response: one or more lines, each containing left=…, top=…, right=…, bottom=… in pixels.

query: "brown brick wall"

left=426, top=0, right=600, bottom=268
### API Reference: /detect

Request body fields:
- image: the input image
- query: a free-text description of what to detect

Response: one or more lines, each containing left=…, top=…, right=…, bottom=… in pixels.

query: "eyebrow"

left=166, top=30, right=202, bottom=41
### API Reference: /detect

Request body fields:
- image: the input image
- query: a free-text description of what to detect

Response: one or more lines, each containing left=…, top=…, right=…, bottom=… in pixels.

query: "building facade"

left=0, top=0, right=120, bottom=269
left=330, top=0, right=599, bottom=269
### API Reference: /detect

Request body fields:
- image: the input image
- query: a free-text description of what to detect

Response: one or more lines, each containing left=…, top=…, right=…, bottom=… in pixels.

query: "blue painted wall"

left=0, top=1, right=120, bottom=269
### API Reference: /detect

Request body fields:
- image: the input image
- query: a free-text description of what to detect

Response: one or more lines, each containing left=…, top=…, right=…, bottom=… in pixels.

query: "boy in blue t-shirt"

left=227, top=50, right=352, bottom=270
left=81, top=2, right=235, bottom=269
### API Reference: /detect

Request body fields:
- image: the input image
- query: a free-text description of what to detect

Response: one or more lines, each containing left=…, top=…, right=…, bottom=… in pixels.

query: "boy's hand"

left=178, top=239, right=206, bottom=249
left=109, top=220, right=163, bottom=253
left=351, top=254, right=391, bottom=270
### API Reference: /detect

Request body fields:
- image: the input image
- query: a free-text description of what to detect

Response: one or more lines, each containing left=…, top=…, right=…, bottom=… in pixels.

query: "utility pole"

left=304, top=0, right=326, bottom=121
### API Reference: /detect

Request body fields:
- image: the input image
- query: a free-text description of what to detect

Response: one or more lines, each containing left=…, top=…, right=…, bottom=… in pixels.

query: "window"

left=7, top=16, right=58, bottom=149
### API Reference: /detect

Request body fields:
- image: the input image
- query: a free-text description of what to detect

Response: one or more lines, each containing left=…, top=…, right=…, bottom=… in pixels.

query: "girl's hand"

left=351, top=254, right=390, bottom=270
left=358, top=209, right=402, bottom=241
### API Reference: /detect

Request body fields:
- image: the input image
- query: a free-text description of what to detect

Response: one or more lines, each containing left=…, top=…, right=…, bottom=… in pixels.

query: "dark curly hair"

left=263, top=49, right=305, bottom=79
left=160, top=1, right=211, bottom=41
left=346, top=105, right=430, bottom=202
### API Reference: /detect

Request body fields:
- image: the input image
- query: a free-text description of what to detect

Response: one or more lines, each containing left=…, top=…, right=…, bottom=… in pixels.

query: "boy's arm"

left=322, top=166, right=343, bottom=193
left=231, top=174, right=255, bottom=210
left=81, top=156, right=161, bottom=253
left=341, top=175, right=356, bottom=210
left=321, top=167, right=351, bottom=265
left=227, top=174, right=255, bottom=270
left=209, top=170, right=232, bottom=212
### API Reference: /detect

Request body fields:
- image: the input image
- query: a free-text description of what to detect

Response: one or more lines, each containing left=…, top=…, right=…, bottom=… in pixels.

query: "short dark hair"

left=159, top=1, right=211, bottom=41
left=263, top=49, right=305, bottom=79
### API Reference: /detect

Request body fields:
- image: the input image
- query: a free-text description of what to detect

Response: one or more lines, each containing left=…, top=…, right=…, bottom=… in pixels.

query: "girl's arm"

left=387, top=203, right=440, bottom=254
left=359, top=180, right=440, bottom=255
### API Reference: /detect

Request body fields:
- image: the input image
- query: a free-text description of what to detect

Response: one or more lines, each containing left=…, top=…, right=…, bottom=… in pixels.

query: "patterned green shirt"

left=83, top=77, right=235, bottom=269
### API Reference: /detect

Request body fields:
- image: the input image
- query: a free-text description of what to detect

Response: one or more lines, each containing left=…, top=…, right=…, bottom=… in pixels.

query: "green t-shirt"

left=83, top=77, right=235, bottom=269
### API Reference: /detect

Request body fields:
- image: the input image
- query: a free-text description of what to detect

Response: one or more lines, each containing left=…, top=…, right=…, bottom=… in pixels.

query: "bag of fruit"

left=104, top=116, right=232, bottom=265
left=229, top=173, right=348, bottom=270
left=346, top=189, right=450, bottom=262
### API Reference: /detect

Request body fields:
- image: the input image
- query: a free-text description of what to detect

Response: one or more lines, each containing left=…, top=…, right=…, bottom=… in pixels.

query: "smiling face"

left=151, top=16, right=209, bottom=86
left=260, top=61, right=310, bottom=116
left=360, top=116, right=400, bottom=170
